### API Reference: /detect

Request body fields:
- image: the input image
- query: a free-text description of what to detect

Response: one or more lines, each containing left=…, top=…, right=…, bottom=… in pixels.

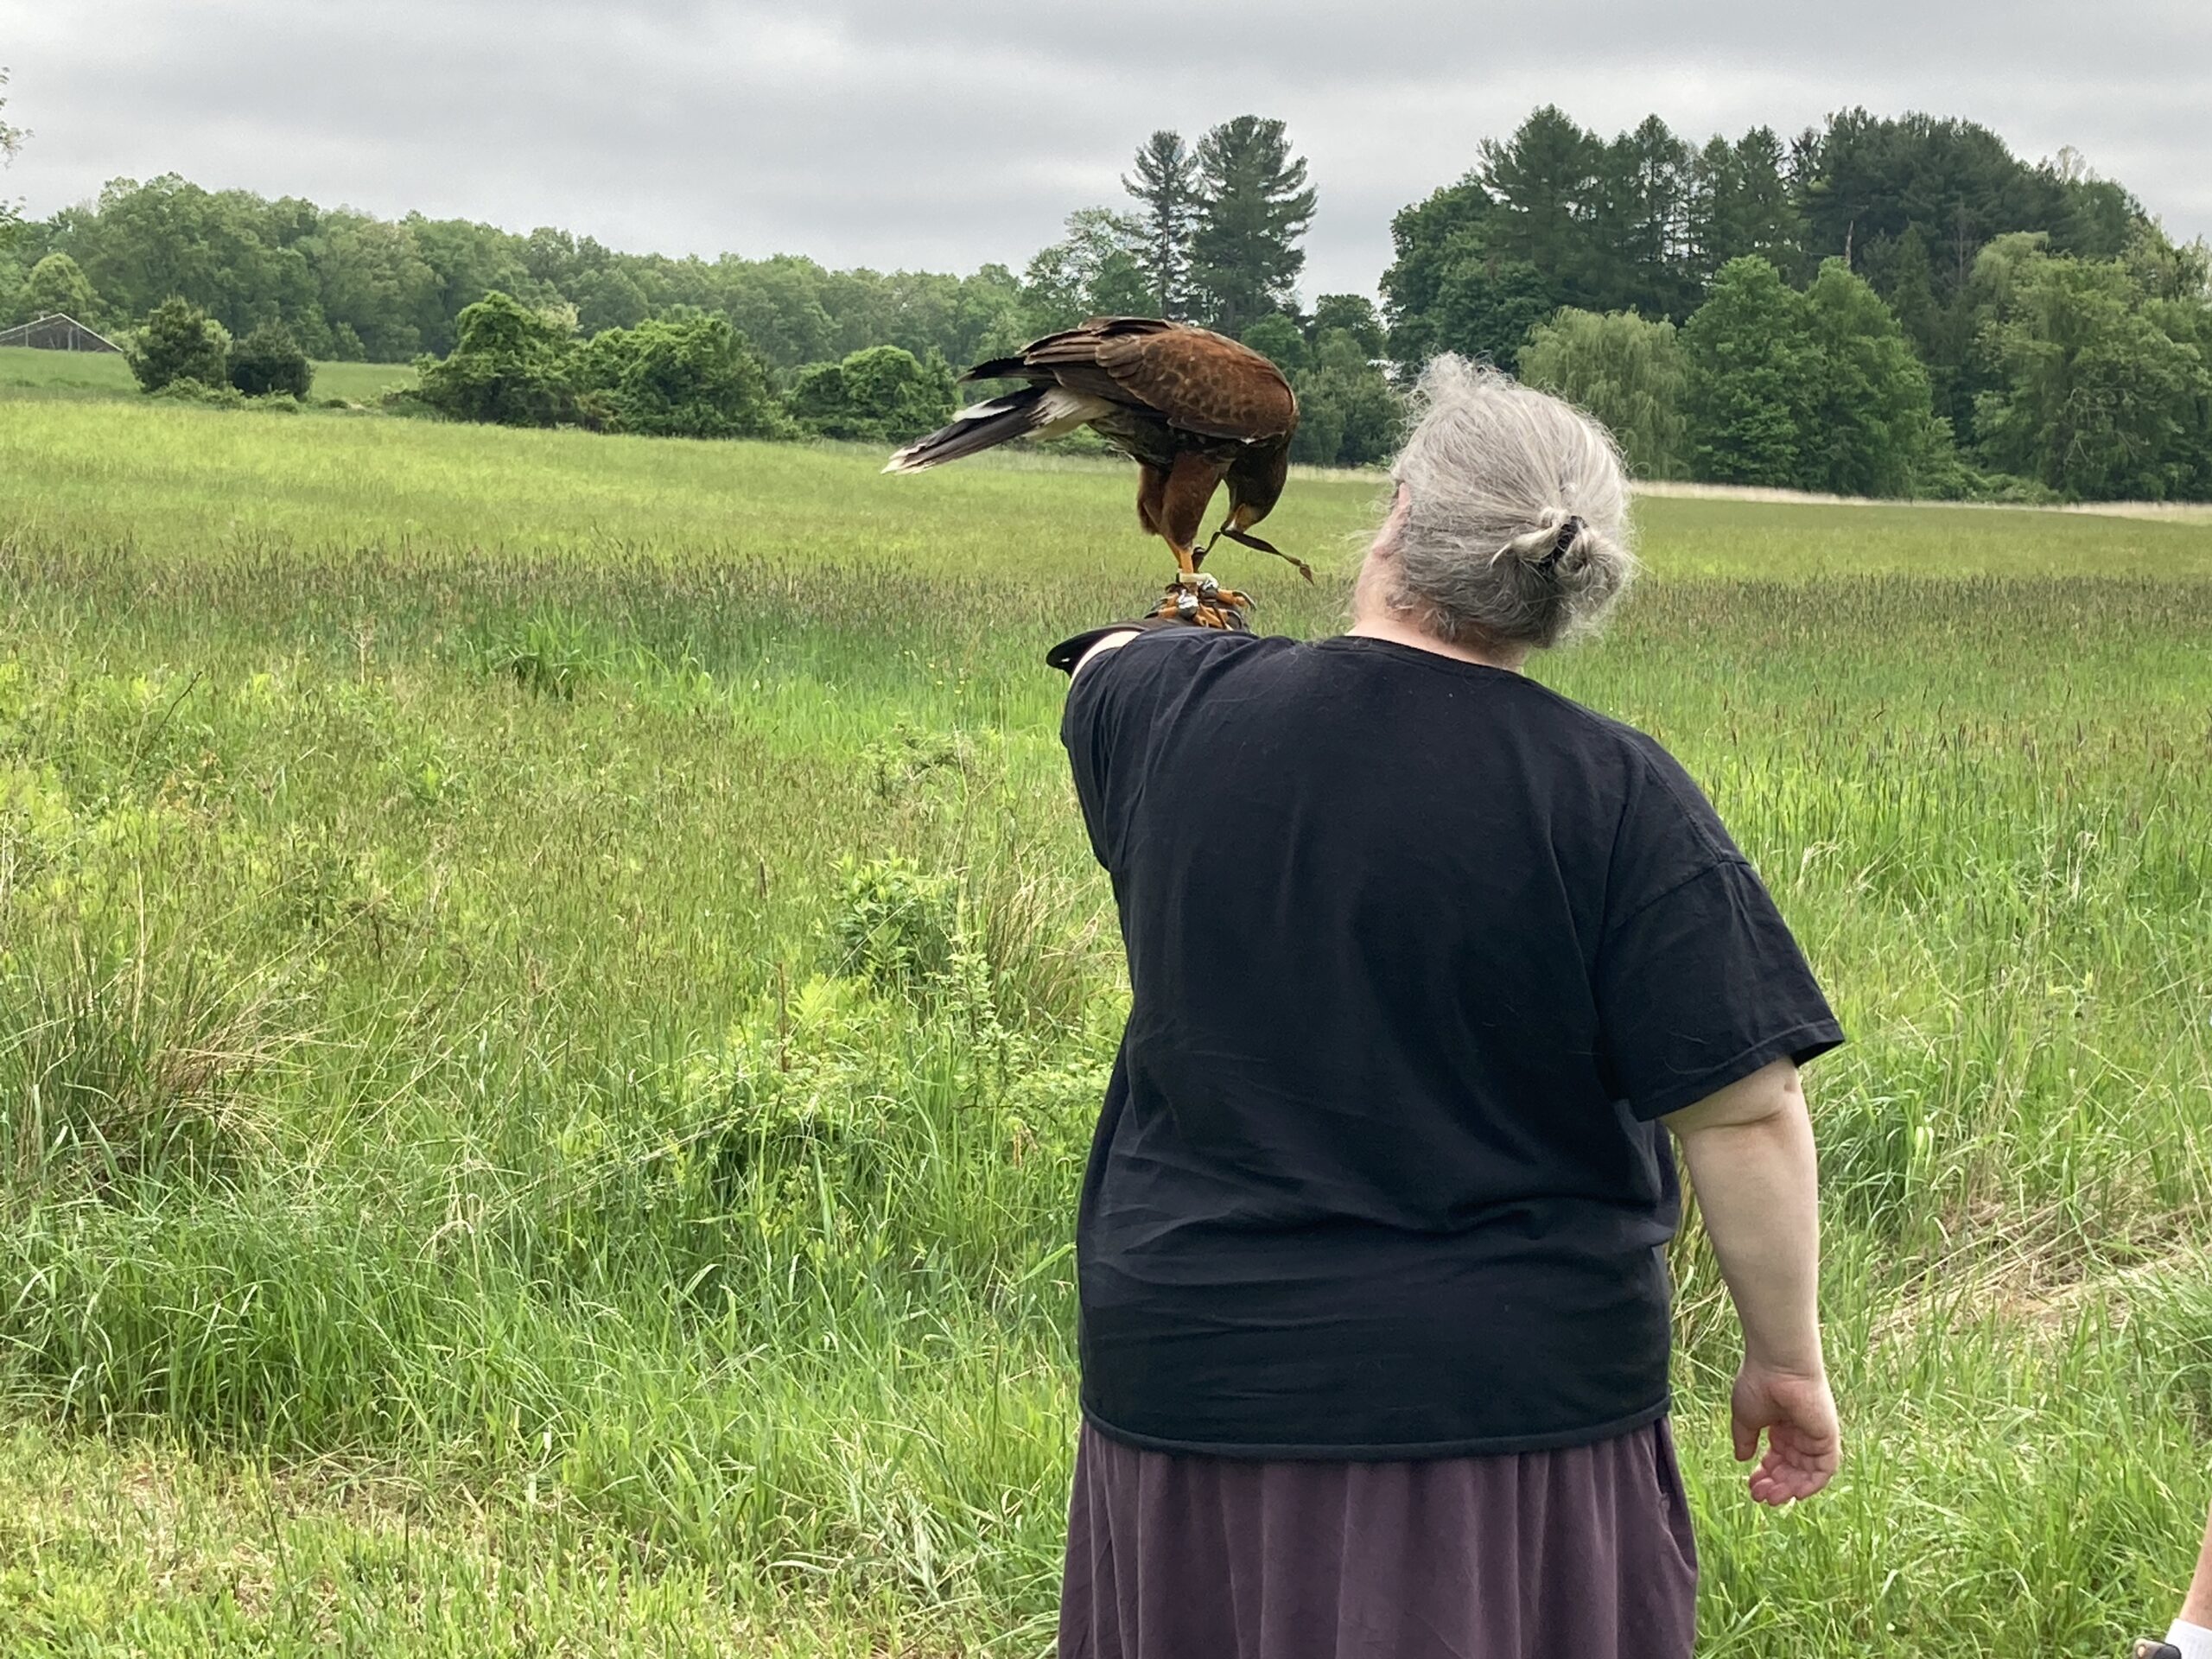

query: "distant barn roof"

left=0, top=313, right=124, bottom=353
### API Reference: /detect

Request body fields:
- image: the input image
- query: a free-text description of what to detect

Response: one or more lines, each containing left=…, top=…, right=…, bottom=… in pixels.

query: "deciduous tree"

left=0, top=66, right=25, bottom=237
left=1972, top=251, right=2211, bottom=499
left=1310, top=294, right=1384, bottom=357
left=1519, top=308, right=1688, bottom=479
left=1381, top=175, right=1494, bottom=373
left=1425, top=257, right=1557, bottom=372
left=22, top=251, right=99, bottom=323
left=1287, top=327, right=1404, bottom=467
left=1021, top=208, right=1151, bottom=333
left=1798, top=258, right=1939, bottom=497
left=1680, top=257, right=1810, bottom=486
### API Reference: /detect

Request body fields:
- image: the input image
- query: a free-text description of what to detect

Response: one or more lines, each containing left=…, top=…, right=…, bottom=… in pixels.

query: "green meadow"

left=0, top=396, right=2208, bottom=1656
left=0, top=343, right=416, bottom=404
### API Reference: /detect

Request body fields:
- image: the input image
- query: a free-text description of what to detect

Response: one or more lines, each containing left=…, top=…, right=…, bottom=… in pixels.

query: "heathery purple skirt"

left=1060, top=1418, right=1697, bottom=1659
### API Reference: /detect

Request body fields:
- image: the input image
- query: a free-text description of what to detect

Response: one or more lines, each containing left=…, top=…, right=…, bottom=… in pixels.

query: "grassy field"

left=0, top=397, right=2207, bottom=1655
left=0, top=344, right=416, bottom=404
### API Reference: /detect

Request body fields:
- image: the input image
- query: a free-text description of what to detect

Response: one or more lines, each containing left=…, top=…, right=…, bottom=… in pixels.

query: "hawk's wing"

left=971, top=319, right=1297, bottom=443
left=1096, top=324, right=1297, bottom=442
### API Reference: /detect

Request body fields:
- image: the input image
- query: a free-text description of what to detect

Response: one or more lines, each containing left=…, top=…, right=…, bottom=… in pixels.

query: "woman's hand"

left=1732, top=1361, right=1840, bottom=1505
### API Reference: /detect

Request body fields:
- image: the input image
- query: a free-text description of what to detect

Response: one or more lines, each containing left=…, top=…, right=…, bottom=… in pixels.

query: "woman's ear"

left=1351, top=485, right=1410, bottom=620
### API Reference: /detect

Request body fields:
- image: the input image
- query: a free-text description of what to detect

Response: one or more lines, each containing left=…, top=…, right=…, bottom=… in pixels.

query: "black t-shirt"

left=1060, top=629, right=1843, bottom=1459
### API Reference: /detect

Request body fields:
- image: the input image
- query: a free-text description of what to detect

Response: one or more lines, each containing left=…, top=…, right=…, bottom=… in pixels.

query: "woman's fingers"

left=1744, top=1423, right=1840, bottom=1504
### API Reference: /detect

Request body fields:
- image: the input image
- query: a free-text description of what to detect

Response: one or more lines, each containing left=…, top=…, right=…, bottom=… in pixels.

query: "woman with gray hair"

left=1049, top=357, right=1844, bottom=1659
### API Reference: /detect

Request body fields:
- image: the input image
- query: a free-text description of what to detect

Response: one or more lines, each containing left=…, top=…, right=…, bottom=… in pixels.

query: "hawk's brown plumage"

left=885, top=318, right=1306, bottom=622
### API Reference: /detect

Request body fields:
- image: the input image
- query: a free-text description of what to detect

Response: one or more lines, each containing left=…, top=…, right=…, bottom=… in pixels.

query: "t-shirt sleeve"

left=1061, top=645, right=1130, bottom=868
left=1594, top=753, right=1844, bottom=1122
left=1059, top=630, right=1226, bottom=870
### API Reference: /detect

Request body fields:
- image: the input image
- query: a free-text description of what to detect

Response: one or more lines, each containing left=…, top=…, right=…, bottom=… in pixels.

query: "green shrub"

left=575, top=315, right=791, bottom=439
left=828, top=855, right=960, bottom=994
left=227, top=321, right=314, bottom=399
left=790, top=346, right=957, bottom=443
left=415, top=290, right=576, bottom=427
left=128, top=297, right=228, bottom=393
left=147, top=376, right=245, bottom=408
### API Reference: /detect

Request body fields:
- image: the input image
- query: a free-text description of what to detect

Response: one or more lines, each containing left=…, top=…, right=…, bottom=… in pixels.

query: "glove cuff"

left=1046, top=616, right=1198, bottom=675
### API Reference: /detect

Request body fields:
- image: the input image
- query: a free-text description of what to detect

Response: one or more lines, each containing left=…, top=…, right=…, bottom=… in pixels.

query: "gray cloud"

left=4, top=0, right=2207, bottom=302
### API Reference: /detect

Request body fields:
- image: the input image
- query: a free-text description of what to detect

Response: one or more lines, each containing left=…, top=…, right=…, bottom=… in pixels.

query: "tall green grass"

left=0, top=397, right=2207, bottom=1653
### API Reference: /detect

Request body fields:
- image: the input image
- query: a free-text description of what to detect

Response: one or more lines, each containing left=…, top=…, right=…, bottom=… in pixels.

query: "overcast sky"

left=3, top=1, right=2208, bottom=302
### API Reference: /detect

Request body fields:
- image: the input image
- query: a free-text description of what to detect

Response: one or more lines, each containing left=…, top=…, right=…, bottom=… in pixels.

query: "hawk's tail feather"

left=957, top=356, right=1033, bottom=384
left=882, top=387, right=1111, bottom=474
left=881, top=390, right=1046, bottom=474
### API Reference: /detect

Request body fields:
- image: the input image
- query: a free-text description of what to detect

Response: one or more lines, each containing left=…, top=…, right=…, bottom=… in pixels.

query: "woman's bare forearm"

left=1666, top=1062, right=1824, bottom=1374
left=2184, top=1501, right=2212, bottom=1624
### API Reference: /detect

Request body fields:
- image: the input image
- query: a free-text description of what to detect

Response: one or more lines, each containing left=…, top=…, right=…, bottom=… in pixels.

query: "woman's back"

left=1064, top=626, right=1840, bottom=1457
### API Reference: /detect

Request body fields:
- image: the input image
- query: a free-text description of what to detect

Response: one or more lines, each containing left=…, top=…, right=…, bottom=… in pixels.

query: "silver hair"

left=1382, top=356, right=1637, bottom=651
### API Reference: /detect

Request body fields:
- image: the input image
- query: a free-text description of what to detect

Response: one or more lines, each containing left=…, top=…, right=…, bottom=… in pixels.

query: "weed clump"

left=0, top=938, right=294, bottom=1188
left=474, top=614, right=608, bottom=699
left=827, top=855, right=959, bottom=994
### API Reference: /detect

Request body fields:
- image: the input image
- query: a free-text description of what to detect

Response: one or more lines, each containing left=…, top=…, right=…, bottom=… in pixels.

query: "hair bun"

left=1493, top=510, right=1585, bottom=575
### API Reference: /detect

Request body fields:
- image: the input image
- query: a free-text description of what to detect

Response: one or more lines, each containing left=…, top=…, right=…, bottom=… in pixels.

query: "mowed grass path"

left=0, top=397, right=2208, bottom=1655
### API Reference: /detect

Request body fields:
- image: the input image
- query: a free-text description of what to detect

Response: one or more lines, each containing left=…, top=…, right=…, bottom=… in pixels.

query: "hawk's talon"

left=1155, top=566, right=1254, bottom=632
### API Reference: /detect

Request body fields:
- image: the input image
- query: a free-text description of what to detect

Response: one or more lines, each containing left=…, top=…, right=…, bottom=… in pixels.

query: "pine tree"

left=128, top=296, right=230, bottom=392
left=1597, top=115, right=1694, bottom=317
left=1683, top=135, right=1735, bottom=287
left=1724, top=128, right=1802, bottom=274
left=1122, top=130, right=1199, bottom=318
left=1190, top=117, right=1317, bottom=337
left=1688, top=129, right=1802, bottom=288
left=1477, top=107, right=1602, bottom=303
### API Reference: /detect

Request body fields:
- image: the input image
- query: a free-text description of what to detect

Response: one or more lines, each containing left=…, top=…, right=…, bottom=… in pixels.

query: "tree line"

left=1387, top=105, right=2212, bottom=501
left=3, top=95, right=2207, bottom=497
left=0, top=115, right=1323, bottom=373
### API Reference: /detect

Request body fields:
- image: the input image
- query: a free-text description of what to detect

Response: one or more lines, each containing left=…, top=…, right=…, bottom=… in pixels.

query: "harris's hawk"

left=884, top=317, right=1307, bottom=626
